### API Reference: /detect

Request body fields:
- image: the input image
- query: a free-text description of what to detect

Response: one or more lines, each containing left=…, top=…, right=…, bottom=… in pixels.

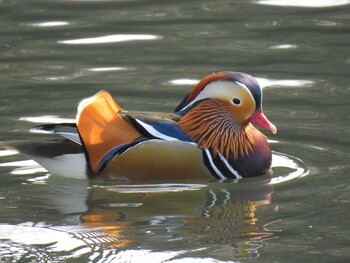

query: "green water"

left=0, top=0, right=349, bottom=262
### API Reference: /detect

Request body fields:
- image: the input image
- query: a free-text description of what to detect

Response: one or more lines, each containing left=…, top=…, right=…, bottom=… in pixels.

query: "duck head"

left=175, top=71, right=277, bottom=158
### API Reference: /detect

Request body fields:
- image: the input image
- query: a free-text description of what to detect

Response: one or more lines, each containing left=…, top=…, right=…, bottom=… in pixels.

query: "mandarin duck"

left=11, top=72, right=277, bottom=180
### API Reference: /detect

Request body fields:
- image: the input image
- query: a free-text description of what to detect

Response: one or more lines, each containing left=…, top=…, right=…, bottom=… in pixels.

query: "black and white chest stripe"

left=203, top=149, right=242, bottom=179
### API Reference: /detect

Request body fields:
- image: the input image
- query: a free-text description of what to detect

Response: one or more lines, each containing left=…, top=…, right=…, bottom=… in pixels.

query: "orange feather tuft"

left=77, top=91, right=142, bottom=173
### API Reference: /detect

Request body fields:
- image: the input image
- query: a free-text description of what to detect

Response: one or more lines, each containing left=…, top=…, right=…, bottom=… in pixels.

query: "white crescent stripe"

left=218, top=152, right=242, bottom=179
left=204, top=149, right=226, bottom=179
left=135, top=119, right=180, bottom=141
left=118, top=139, right=161, bottom=156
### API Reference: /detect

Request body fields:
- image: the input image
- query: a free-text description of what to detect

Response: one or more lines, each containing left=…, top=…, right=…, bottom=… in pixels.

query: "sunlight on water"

left=3, top=225, right=77, bottom=250
left=87, top=67, right=126, bottom=72
left=313, top=20, right=341, bottom=27
left=168, top=77, right=315, bottom=90
left=26, top=175, right=50, bottom=184
left=29, top=21, right=70, bottom=27
left=256, top=78, right=315, bottom=89
left=0, top=149, right=18, bottom=157
left=0, top=160, right=47, bottom=175
left=19, top=115, right=75, bottom=124
left=0, top=222, right=232, bottom=263
left=30, top=66, right=128, bottom=82
left=91, top=249, right=190, bottom=263
left=59, top=34, right=161, bottom=45
left=271, top=152, right=309, bottom=184
left=168, top=79, right=199, bottom=86
left=101, top=183, right=207, bottom=194
left=255, top=0, right=350, bottom=7
left=269, top=44, right=298, bottom=49
left=0, top=224, right=88, bottom=261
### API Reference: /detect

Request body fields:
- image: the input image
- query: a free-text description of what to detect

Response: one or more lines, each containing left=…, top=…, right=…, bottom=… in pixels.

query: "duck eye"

left=232, top=97, right=241, bottom=105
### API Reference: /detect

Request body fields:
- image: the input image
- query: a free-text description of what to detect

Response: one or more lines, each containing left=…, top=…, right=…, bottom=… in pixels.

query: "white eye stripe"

left=179, top=80, right=255, bottom=112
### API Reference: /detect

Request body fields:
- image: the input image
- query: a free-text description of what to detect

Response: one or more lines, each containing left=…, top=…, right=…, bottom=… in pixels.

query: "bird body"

left=11, top=72, right=276, bottom=180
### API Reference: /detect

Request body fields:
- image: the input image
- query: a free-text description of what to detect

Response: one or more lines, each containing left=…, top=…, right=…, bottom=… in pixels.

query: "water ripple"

left=271, top=151, right=309, bottom=184
left=256, top=77, right=315, bottom=89
left=102, top=183, right=207, bottom=194
left=0, top=160, right=47, bottom=175
left=0, top=223, right=88, bottom=262
left=168, top=77, right=315, bottom=89
left=270, top=44, right=298, bottom=50
left=87, top=67, right=126, bottom=72
left=59, top=34, right=161, bottom=45
left=0, top=149, right=18, bottom=157
left=255, top=0, right=350, bottom=8
left=168, top=79, right=198, bottom=86
left=19, top=115, right=75, bottom=124
left=29, top=21, right=70, bottom=27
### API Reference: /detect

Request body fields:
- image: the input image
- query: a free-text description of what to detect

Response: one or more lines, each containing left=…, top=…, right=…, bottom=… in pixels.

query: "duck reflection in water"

left=70, top=178, right=275, bottom=258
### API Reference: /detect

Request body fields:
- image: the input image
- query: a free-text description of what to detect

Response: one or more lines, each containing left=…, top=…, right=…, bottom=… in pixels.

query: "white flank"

left=33, top=153, right=88, bottom=179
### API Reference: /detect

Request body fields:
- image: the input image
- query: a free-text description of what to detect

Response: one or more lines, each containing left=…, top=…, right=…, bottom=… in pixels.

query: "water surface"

left=0, top=0, right=349, bottom=262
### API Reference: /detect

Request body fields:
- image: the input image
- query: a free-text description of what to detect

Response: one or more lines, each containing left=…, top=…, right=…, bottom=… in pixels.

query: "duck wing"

left=119, top=110, right=191, bottom=142
left=76, top=91, right=195, bottom=175
left=32, top=123, right=81, bottom=144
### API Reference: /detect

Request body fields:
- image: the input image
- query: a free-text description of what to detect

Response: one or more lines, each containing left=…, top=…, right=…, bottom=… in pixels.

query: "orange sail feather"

left=76, top=91, right=142, bottom=173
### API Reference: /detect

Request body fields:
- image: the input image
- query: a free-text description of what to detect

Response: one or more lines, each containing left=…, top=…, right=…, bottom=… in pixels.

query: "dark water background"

left=0, top=0, right=349, bottom=262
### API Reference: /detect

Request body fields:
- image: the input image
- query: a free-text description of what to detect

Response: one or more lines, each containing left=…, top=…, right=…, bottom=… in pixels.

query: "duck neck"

left=179, top=100, right=256, bottom=159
